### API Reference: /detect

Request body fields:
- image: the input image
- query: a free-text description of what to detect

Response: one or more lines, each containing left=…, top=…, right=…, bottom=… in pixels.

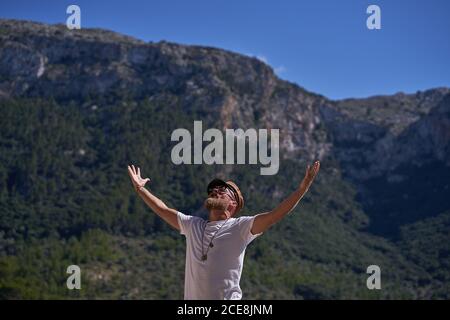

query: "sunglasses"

left=208, top=185, right=238, bottom=204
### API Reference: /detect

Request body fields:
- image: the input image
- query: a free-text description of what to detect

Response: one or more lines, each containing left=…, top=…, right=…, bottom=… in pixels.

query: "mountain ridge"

left=0, top=19, right=449, bottom=299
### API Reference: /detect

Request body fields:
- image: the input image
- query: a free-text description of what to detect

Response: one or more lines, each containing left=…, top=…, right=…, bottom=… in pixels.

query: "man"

left=127, top=161, right=320, bottom=299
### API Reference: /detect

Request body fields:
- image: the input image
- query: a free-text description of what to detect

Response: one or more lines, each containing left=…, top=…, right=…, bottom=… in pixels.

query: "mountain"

left=0, top=19, right=449, bottom=299
left=323, top=89, right=450, bottom=236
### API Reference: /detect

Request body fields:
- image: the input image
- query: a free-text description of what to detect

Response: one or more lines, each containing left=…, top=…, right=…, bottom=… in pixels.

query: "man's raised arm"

left=127, top=165, right=180, bottom=231
left=251, top=161, right=320, bottom=235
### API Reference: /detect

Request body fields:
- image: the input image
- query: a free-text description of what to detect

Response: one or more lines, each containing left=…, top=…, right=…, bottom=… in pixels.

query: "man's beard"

left=204, top=197, right=229, bottom=212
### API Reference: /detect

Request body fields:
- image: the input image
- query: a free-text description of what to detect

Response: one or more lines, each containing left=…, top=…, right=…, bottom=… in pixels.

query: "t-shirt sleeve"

left=237, top=215, right=262, bottom=244
left=177, top=211, right=195, bottom=236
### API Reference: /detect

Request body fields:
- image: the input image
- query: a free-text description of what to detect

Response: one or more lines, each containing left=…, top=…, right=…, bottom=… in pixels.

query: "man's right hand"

left=127, top=164, right=180, bottom=231
left=127, top=164, right=150, bottom=191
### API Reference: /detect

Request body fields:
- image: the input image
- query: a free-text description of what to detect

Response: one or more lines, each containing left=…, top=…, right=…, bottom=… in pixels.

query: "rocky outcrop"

left=0, top=19, right=331, bottom=164
left=1, top=18, right=449, bottom=236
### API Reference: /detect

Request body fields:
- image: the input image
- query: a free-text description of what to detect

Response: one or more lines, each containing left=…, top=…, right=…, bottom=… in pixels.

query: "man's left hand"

left=299, top=160, right=320, bottom=191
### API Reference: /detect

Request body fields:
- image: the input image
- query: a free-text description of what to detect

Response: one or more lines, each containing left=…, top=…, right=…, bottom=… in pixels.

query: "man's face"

left=204, top=186, right=237, bottom=217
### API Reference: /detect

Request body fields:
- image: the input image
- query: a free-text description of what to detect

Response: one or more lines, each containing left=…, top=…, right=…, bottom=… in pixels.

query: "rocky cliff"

left=0, top=19, right=449, bottom=299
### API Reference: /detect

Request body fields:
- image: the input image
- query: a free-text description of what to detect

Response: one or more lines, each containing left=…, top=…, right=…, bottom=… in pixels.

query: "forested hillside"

left=0, top=19, right=449, bottom=299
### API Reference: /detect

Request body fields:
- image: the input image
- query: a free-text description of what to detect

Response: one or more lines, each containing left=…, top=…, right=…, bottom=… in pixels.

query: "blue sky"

left=1, top=0, right=449, bottom=99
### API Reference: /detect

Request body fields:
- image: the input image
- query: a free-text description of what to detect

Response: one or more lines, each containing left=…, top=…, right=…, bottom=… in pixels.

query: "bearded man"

left=127, top=161, right=320, bottom=299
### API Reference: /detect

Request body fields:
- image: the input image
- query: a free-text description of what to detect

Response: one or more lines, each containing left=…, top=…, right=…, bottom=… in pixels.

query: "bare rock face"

left=1, top=19, right=449, bottom=235
left=321, top=88, right=450, bottom=182
left=0, top=19, right=332, bottom=164
left=396, top=94, right=450, bottom=165
left=322, top=91, right=450, bottom=235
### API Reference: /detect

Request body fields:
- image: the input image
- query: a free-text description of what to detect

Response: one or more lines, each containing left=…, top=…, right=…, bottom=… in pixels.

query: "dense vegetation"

left=0, top=97, right=448, bottom=299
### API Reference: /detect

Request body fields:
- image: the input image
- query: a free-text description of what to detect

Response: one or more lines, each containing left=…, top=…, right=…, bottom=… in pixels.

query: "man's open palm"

left=127, top=164, right=150, bottom=190
left=300, top=160, right=320, bottom=190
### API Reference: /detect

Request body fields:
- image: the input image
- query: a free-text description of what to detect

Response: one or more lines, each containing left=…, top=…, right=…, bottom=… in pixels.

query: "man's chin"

left=204, top=197, right=229, bottom=211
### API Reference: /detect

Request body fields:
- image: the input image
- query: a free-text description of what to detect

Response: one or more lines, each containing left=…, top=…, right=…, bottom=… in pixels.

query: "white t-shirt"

left=177, top=211, right=262, bottom=300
